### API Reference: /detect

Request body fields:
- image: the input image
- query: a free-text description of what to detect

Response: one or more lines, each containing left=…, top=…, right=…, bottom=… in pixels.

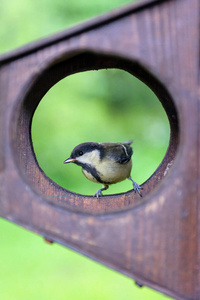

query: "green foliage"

left=0, top=0, right=134, bottom=54
left=0, top=1, right=172, bottom=299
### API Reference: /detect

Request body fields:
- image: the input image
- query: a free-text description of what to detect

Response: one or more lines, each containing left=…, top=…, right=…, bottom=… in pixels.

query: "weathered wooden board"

left=0, top=0, right=199, bottom=299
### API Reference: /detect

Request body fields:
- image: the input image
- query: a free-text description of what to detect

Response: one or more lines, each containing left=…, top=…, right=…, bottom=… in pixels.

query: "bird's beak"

left=63, top=158, right=77, bottom=164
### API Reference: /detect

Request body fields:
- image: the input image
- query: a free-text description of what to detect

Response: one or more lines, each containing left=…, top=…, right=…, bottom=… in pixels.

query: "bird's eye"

left=79, top=151, right=83, bottom=156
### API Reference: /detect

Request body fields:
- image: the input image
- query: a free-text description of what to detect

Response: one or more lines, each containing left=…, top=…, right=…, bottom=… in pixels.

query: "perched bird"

left=63, top=141, right=142, bottom=198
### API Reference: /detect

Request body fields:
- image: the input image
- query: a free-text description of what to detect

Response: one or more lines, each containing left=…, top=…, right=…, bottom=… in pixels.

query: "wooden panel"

left=0, top=0, right=199, bottom=299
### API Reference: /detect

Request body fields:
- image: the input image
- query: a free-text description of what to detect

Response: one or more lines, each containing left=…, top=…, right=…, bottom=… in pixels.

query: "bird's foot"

left=128, top=177, right=143, bottom=197
left=133, top=181, right=143, bottom=197
left=94, top=189, right=103, bottom=199
left=94, top=184, right=109, bottom=199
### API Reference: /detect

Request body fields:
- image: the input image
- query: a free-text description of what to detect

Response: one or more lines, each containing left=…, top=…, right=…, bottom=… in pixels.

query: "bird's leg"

left=94, top=184, right=109, bottom=199
left=128, top=177, right=142, bottom=197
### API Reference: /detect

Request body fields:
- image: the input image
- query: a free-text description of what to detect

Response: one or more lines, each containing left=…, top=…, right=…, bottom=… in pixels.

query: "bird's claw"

left=133, top=181, right=143, bottom=197
left=129, top=177, right=143, bottom=197
left=94, top=185, right=109, bottom=199
left=94, top=189, right=103, bottom=199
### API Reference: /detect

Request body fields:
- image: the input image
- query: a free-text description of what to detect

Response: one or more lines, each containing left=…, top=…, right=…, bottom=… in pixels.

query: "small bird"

left=63, top=141, right=142, bottom=198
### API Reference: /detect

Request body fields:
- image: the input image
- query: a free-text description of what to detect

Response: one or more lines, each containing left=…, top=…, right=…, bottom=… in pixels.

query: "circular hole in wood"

left=11, top=52, right=179, bottom=213
left=32, top=69, right=169, bottom=196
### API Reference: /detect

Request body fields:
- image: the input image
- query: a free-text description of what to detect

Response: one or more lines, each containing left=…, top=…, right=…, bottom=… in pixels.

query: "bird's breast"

left=82, top=168, right=99, bottom=183
left=80, top=149, right=132, bottom=185
left=98, top=159, right=132, bottom=184
left=82, top=159, right=132, bottom=184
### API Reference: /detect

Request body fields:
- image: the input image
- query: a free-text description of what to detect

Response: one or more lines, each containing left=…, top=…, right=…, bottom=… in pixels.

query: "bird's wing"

left=118, top=143, right=133, bottom=164
left=105, top=143, right=133, bottom=164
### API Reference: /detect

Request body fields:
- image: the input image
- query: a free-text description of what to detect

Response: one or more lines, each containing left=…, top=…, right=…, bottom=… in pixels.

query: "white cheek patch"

left=77, top=150, right=100, bottom=165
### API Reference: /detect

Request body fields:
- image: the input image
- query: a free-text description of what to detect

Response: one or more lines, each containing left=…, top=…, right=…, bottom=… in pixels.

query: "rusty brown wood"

left=0, top=0, right=199, bottom=299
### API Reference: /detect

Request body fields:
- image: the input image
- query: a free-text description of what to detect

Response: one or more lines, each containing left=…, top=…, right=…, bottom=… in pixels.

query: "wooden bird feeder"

left=0, top=0, right=199, bottom=299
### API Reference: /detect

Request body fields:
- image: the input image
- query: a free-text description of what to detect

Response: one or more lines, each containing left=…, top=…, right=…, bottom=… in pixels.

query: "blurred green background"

left=0, top=0, right=172, bottom=299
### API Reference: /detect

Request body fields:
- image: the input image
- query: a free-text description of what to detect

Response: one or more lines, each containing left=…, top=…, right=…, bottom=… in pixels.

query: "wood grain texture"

left=0, top=0, right=199, bottom=299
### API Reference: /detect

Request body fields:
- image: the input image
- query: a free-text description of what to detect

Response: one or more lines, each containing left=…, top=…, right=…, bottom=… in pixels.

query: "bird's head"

left=63, top=142, right=104, bottom=166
